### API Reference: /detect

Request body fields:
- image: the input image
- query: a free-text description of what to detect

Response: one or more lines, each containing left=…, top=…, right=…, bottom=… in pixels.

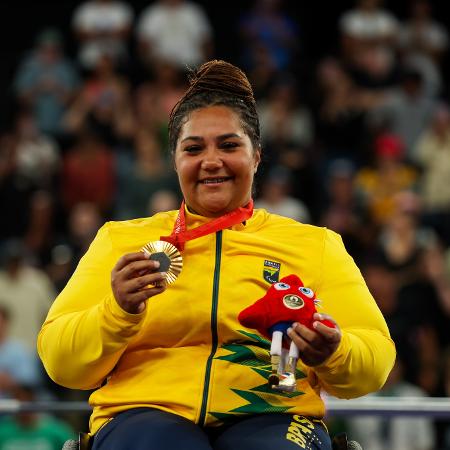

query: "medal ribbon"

left=161, top=199, right=254, bottom=251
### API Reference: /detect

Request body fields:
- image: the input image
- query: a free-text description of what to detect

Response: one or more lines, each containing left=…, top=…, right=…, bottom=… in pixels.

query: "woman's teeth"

left=202, top=178, right=229, bottom=184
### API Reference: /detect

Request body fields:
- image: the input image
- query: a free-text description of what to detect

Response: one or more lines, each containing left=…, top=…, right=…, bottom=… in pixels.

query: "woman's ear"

left=254, top=148, right=261, bottom=173
left=172, top=153, right=177, bottom=172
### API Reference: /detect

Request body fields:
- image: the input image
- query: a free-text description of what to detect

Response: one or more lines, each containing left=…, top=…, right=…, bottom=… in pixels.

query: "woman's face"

left=174, top=105, right=260, bottom=218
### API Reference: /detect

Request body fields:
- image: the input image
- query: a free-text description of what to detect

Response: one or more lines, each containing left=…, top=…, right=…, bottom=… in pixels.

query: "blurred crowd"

left=0, top=0, right=450, bottom=448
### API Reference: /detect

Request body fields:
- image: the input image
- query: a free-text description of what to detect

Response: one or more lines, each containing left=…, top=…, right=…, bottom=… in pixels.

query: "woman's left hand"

left=287, top=313, right=341, bottom=367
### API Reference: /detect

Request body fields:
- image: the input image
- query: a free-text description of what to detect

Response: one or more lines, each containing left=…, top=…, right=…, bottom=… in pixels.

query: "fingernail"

left=153, top=260, right=160, bottom=268
left=292, top=322, right=299, bottom=328
left=316, top=314, right=323, bottom=321
left=313, top=321, right=319, bottom=329
left=160, top=272, right=167, bottom=278
left=287, top=327, right=293, bottom=334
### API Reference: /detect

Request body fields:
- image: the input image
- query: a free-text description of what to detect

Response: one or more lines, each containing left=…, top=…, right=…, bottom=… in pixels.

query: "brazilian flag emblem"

left=263, top=260, right=280, bottom=283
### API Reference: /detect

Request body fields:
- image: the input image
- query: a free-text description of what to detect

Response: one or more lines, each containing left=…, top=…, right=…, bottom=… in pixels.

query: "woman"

left=38, top=60, right=395, bottom=450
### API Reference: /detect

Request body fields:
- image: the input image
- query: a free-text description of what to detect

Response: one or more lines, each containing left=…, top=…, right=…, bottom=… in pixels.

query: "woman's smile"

left=199, top=176, right=234, bottom=185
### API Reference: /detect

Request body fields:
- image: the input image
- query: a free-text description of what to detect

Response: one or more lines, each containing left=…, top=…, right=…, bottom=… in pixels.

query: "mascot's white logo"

left=283, top=294, right=304, bottom=310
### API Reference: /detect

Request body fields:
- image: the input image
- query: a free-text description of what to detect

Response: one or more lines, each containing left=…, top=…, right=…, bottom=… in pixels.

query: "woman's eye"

left=221, top=141, right=238, bottom=149
left=184, top=146, right=201, bottom=153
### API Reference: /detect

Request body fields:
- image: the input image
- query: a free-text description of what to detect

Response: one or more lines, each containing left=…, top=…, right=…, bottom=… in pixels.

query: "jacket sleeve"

left=312, top=229, right=396, bottom=398
left=37, top=223, right=146, bottom=390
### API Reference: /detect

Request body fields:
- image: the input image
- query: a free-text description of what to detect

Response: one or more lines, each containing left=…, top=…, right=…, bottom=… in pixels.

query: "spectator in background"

left=63, top=52, right=134, bottom=147
left=422, top=242, right=450, bottom=318
left=319, top=159, right=369, bottom=262
left=14, top=109, right=60, bottom=190
left=0, top=240, right=55, bottom=352
left=0, top=384, right=75, bottom=450
left=237, top=0, right=299, bottom=74
left=375, top=190, right=437, bottom=284
left=45, top=244, right=77, bottom=295
left=368, top=67, right=436, bottom=158
left=0, top=135, right=55, bottom=265
left=397, top=0, right=448, bottom=98
left=339, top=0, right=399, bottom=86
left=355, top=133, right=417, bottom=226
left=339, top=0, right=398, bottom=47
left=313, top=57, right=383, bottom=167
left=258, top=73, right=314, bottom=156
left=23, top=190, right=56, bottom=266
left=254, top=165, right=311, bottom=223
left=0, top=306, right=43, bottom=398
left=45, top=202, right=103, bottom=295
left=133, top=60, right=188, bottom=148
left=0, top=134, right=36, bottom=241
left=362, top=255, right=446, bottom=395
left=114, top=129, right=178, bottom=220
left=413, top=103, right=450, bottom=240
left=258, top=73, right=317, bottom=209
left=136, top=0, right=213, bottom=69
left=72, top=0, right=134, bottom=70
left=13, top=28, right=80, bottom=137
left=398, top=0, right=448, bottom=66
left=66, top=203, right=103, bottom=261
left=62, top=202, right=103, bottom=271
left=370, top=193, right=450, bottom=396
left=255, top=73, right=319, bottom=217
left=61, top=129, right=115, bottom=214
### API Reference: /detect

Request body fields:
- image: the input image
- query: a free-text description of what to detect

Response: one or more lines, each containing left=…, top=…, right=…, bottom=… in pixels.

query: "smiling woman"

left=174, top=105, right=260, bottom=218
left=38, top=60, right=395, bottom=450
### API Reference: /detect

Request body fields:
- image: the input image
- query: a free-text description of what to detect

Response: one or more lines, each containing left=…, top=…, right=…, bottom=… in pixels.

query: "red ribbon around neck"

left=160, top=199, right=254, bottom=251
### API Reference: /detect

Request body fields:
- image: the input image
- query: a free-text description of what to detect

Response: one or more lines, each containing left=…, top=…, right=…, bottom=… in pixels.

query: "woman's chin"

left=197, top=200, right=235, bottom=217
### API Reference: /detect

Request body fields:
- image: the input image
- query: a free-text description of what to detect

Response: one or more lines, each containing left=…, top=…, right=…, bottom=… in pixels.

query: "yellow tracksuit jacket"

left=37, top=208, right=395, bottom=435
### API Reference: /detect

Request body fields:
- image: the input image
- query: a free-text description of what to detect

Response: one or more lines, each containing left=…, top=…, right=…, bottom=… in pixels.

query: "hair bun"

left=186, top=60, right=255, bottom=104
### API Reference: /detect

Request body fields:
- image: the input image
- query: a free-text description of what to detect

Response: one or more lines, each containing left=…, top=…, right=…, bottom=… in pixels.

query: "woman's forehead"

left=180, top=105, right=244, bottom=136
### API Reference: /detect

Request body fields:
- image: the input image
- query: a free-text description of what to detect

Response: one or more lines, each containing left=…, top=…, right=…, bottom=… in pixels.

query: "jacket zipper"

left=199, top=230, right=222, bottom=426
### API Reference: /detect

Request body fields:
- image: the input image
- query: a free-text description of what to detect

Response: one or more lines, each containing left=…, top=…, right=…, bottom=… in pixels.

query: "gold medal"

left=141, top=241, right=183, bottom=285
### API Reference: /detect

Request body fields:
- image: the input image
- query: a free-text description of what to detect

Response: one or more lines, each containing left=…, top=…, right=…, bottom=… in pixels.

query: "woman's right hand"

left=111, top=252, right=167, bottom=314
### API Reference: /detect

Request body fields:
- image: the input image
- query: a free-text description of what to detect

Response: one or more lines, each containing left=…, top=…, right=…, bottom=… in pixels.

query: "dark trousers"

left=92, top=408, right=332, bottom=450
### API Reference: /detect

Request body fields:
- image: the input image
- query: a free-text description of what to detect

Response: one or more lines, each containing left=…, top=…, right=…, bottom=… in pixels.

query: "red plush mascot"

left=238, top=274, right=334, bottom=392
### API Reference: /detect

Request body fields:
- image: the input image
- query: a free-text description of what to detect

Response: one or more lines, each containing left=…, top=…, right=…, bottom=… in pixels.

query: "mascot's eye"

left=274, top=282, right=290, bottom=290
left=299, top=287, right=314, bottom=298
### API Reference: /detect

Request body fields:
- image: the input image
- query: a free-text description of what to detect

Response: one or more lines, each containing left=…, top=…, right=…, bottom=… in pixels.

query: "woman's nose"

left=200, top=148, right=223, bottom=170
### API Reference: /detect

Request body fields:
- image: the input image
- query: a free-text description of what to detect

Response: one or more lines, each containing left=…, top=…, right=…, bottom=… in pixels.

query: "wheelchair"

left=62, top=431, right=362, bottom=449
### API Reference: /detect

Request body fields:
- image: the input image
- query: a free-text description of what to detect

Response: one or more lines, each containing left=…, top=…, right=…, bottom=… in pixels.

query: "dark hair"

left=168, top=60, right=261, bottom=154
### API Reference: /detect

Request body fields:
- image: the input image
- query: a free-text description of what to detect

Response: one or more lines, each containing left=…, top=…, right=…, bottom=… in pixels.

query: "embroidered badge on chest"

left=263, top=260, right=281, bottom=283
